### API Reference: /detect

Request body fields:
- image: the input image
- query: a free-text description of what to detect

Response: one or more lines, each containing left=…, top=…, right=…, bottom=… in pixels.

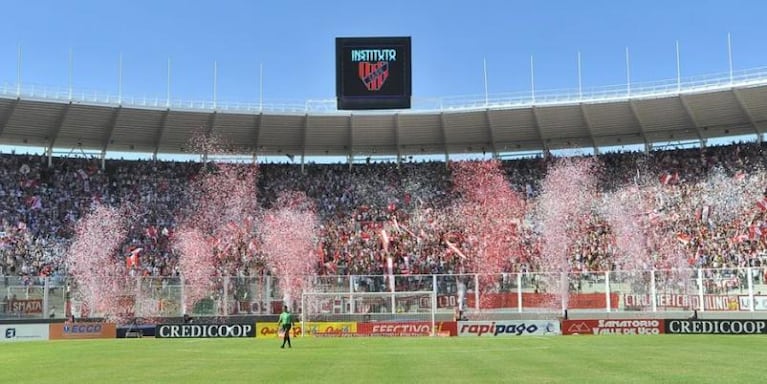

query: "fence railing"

left=1, top=267, right=765, bottom=320
left=3, top=66, right=767, bottom=114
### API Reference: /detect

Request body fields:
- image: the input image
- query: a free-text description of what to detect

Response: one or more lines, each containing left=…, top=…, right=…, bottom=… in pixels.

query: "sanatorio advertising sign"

left=458, top=321, right=560, bottom=337
left=562, top=319, right=664, bottom=335
left=155, top=324, right=255, bottom=338
left=8, top=299, right=43, bottom=314
left=664, top=320, right=767, bottom=335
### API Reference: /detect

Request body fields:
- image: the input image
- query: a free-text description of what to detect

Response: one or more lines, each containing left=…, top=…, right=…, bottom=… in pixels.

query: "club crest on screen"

left=358, top=61, right=390, bottom=91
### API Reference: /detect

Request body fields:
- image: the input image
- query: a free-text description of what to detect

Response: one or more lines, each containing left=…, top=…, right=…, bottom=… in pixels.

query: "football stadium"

left=2, top=1, right=767, bottom=383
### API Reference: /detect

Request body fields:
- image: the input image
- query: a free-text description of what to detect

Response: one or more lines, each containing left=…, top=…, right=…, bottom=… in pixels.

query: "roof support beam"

left=46, top=102, right=72, bottom=155
left=394, top=114, right=401, bottom=166
left=484, top=110, right=499, bottom=159
left=252, top=113, right=263, bottom=160
left=100, top=107, right=122, bottom=156
left=347, top=114, right=354, bottom=170
left=627, top=100, right=651, bottom=153
left=732, top=88, right=763, bottom=141
left=202, top=112, right=217, bottom=162
left=152, top=109, right=170, bottom=159
left=300, top=114, right=309, bottom=173
left=0, top=98, right=20, bottom=137
left=205, top=112, right=217, bottom=137
left=678, top=95, right=706, bottom=147
left=530, top=107, right=547, bottom=155
left=438, top=113, right=450, bottom=164
left=578, top=104, right=600, bottom=155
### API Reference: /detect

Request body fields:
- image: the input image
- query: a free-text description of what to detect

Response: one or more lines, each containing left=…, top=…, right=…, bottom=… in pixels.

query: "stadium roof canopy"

left=0, top=66, right=766, bottom=162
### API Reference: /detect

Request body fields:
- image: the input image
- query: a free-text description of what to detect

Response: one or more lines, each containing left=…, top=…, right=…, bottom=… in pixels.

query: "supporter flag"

left=26, top=195, right=42, bottom=210
left=757, top=198, right=767, bottom=212
left=126, top=248, right=141, bottom=269
left=317, top=243, right=325, bottom=263
left=21, top=179, right=37, bottom=188
left=393, top=217, right=417, bottom=238
left=248, top=239, right=258, bottom=255
left=76, top=169, right=89, bottom=180
left=445, top=239, right=468, bottom=259
left=695, top=205, right=712, bottom=222
left=676, top=233, right=692, bottom=245
left=145, top=226, right=158, bottom=240
left=749, top=224, right=762, bottom=240
left=402, top=255, right=411, bottom=275
left=381, top=228, right=390, bottom=253
left=324, top=261, right=337, bottom=274
left=659, top=172, right=679, bottom=185
left=731, top=234, right=750, bottom=244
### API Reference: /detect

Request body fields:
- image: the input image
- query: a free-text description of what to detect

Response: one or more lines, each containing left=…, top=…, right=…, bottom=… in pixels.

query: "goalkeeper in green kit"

left=278, top=305, right=294, bottom=349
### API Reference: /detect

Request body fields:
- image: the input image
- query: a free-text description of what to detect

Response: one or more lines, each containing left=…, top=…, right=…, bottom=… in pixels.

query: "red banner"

left=562, top=319, right=664, bottom=335
left=623, top=294, right=740, bottom=311
left=461, top=293, right=618, bottom=310
left=357, top=321, right=457, bottom=337
left=9, top=299, right=43, bottom=314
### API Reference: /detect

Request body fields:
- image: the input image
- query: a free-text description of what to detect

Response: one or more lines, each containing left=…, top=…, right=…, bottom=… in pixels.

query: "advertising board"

left=1, top=324, right=49, bottom=342
left=562, top=319, right=664, bottom=335
left=457, top=321, right=560, bottom=337
left=356, top=321, right=457, bottom=337
left=665, top=319, right=767, bottom=334
left=50, top=322, right=117, bottom=339
left=155, top=323, right=255, bottom=338
left=256, top=322, right=358, bottom=338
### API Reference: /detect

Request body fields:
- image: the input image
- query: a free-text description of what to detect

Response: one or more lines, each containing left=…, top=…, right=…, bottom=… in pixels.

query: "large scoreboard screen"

left=336, top=36, right=411, bottom=110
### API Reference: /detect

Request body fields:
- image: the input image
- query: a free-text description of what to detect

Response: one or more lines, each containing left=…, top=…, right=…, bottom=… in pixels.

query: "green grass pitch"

left=3, top=335, right=765, bottom=384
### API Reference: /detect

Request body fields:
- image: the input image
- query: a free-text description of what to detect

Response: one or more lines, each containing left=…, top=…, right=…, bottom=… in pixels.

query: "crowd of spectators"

left=1, top=141, right=767, bottom=288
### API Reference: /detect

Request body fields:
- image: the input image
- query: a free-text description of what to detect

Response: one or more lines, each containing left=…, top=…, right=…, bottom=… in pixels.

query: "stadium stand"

left=1, top=141, right=766, bottom=292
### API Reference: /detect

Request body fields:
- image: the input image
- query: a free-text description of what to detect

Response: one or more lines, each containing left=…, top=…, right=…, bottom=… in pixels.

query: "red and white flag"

left=402, top=256, right=411, bottom=275
left=659, top=172, right=679, bottom=185
left=695, top=205, right=712, bottom=222
left=676, top=233, right=692, bottom=245
left=380, top=228, right=390, bottom=253
left=757, top=198, right=767, bottom=212
left=731, top=234, right=750, bottom=244
left=26, top=196, right=42, bottom=210
left=445, top=239, right=468, bottom=259
left=126, top=248, right=142, bottom=268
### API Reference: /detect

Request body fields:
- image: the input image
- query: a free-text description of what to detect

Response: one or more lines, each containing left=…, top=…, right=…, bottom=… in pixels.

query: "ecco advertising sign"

left=50, top=323, right=117, bottom=339
left=155, top=324, right=255, bottom=338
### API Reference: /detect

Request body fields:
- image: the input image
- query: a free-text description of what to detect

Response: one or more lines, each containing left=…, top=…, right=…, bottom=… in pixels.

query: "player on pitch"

left=278, top=305, right=294, bottom=349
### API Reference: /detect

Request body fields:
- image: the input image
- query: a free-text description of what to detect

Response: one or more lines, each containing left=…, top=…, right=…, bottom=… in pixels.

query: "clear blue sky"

left=0, top=0, right=765, bottom=104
